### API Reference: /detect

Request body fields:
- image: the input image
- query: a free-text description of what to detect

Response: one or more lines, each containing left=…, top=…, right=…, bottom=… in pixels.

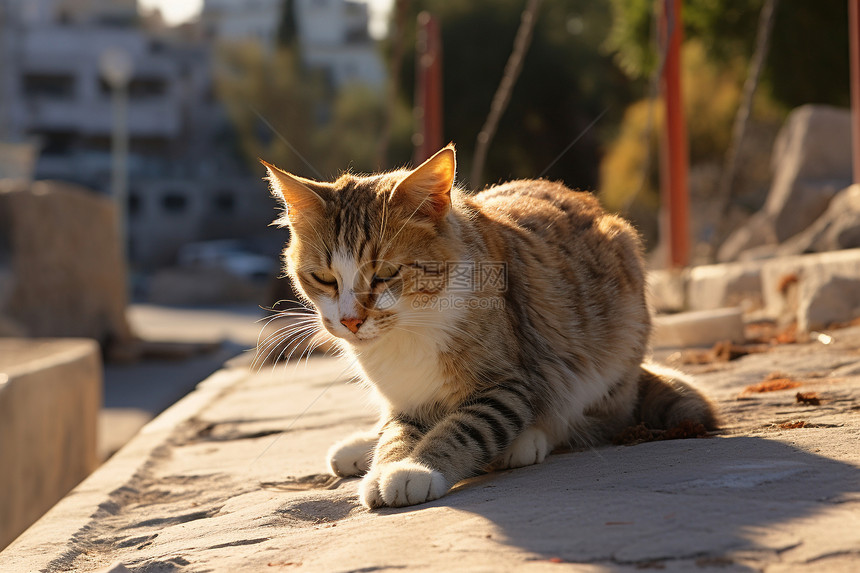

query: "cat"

left=263, top=144, right=717, bottom=508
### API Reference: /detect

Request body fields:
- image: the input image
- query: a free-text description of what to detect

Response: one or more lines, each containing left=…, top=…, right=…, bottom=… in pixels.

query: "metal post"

left=850, top=0, right=860, bottom=184
left=659, top=0, right=690, bottom=268
left=100, top=48, right=133, bottom=263
left=413, top=12, right=443, bottom=164
left=110, top=83, right=129, bottom=258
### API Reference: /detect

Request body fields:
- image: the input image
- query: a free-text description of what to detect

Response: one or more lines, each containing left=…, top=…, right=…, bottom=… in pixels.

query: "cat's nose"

left=340, top=317, right=364, bottom=334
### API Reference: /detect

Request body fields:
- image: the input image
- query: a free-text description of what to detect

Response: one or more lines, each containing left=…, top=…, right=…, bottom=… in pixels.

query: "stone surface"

left=766, top=105, right=852, bottom=241
left=760, top=248, right=860, bottom=330
left=778, top=183, right=860, bottom=256
left=4, top=327, right=860, bottom=571
left=0, top=180, right=133, bottom=347
left=798, top=275, right=860, bottom=332
left=719, top=105, right=852, bottom=261
left=657, top=249, right=860, bottom=334
left=646, top=268, right=686, bottom=313
left=717, top=210, right=777, bottom=263
left=686, top=260, right=764, bottom=312
left=0, top=339, right=101, bottom=551
left=652, top=307, right=745, bottom=348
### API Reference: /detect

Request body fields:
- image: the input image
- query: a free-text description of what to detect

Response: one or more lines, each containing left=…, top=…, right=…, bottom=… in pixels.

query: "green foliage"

left=600, top=41, right=750, bottom=246
left=214, top=42, right=411, bottom=181
left=402, top=0, right=638, bottom=189
left=605, top=0, right=849, bottom=109
left=214, top=43, right=321, bottom=177
left=605, top=0, right=655, bottom=79
left=606, top=0, right=760, bottom=80
left=318, top=84, right=413, bottom=174
left=766, top=0, right=849, bottom=107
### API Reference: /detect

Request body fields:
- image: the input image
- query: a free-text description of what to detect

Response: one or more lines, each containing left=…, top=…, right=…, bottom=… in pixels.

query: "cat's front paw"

left=358, top=467, right=385, bottom=508
left=501, top=426, right=549, bottom=469
left=359, top=460, right=449, bottom=508
left=327, top=431, right=378, bottom=477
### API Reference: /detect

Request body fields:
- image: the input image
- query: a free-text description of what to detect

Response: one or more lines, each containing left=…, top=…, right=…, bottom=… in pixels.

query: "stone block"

left=799, top=275, right=860, bottom=332
left=717, top=211, right=776, bottom=263
left=686, top=261, right=764, bottom=312
left=0, top=339, right=101, bottom=550
left=647, top=269, right=687, bottom=313
left=0, top=180, right=133, bottom=347
left=652, top=307, right=745, bottom=348
left=760, top=249, right=860, bottom=330
left=718, top=105, right=852, bottom=261
left=778, top=184, right=860, bottom=255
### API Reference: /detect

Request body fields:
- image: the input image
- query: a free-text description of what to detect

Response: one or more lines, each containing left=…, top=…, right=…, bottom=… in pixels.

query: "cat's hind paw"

left=327, top=431, right=378, bottom=477
left=359, top=460, right=449, bottom=508
left=501, top=426, right=549, bottom=469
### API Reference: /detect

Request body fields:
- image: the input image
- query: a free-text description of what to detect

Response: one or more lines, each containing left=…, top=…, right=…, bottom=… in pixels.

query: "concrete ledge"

left=2, top=332, right=860, bottom=571
left=0, top=339, right=101, bottom=550
left=652, top=307, right=745, bottom=348
left=0, top=365, right=246, bottom=569
left=649, top=248, right=860, bottom=330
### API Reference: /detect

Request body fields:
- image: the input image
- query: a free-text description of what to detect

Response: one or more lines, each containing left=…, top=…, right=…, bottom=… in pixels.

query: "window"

left=98, top=76, right=167, bottom=98
left=130, top=77, right=167, bottom=98
left=37, top=130, right=77, bottom=155
left=130, top=136, right=170, bottom=155
left=128, top=192, right=142, bottom=217
left=214, top=192, right=235, bottom=213
left=22, top=73, right=76, bottom=99
left=162, top=192, right=188, bottom=213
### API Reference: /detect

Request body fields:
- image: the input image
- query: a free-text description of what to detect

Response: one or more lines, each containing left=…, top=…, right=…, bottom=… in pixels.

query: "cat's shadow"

left=413, top=435, right=859, bottom=570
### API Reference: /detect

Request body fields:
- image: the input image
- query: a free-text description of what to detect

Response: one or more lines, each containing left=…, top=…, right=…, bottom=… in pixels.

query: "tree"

left=605, top=0, right=849, bottom=108
left=398, top=0, right=638, bottom=190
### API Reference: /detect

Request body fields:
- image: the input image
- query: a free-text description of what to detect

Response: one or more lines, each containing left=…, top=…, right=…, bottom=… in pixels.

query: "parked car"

left=177, top=240, right=276, bottom=282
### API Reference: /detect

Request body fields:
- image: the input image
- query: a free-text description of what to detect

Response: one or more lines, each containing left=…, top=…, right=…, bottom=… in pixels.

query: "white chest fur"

left=353, top=328, right=448, bottom=413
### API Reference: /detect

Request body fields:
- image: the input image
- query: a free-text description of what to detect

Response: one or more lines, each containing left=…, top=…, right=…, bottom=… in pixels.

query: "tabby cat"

left=264, top=145, right=717, bottom=508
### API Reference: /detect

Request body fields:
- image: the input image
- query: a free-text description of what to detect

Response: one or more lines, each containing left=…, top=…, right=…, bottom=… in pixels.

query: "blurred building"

left=294, top=0, right=384, bottom=89
left=0, top=0, right=272, bottom=269
left=201, top=0, right=283, bottom=49
left=201, top=0, right=384, bottom=90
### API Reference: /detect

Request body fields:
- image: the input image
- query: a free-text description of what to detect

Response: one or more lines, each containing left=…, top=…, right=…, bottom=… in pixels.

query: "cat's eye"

left=310, top=270, right=337, bottom=287
left=372, top=261, right=400, bottom=285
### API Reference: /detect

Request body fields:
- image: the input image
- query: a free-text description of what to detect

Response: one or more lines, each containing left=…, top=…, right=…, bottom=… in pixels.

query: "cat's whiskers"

left=266, top=327, right=318, bottom=375
left=252, top=332, right=313, bottom=373
left=254, top=322, right=319, bottom=365
left=299, top=331, right=335, bottom=369
left=258, top=299, right=315, bottom=315
left=253, top=307, right=318, bottom=345
left=256, top=307, right=316, bottom=320
left=255, top=315, right=318, bottom=347
left=252, top=320, right=321, bottom=372
left=280, top=326, right=323, bottom=366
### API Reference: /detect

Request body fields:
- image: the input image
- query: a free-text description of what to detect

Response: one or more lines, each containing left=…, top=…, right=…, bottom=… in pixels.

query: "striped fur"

left=265, top=146, right=718, bottom=508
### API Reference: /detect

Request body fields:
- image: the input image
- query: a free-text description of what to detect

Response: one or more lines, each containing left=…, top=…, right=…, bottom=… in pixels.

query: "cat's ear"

left=390, top=145, right=456, bottom=221
left=261, top=160, right=325, bottom=224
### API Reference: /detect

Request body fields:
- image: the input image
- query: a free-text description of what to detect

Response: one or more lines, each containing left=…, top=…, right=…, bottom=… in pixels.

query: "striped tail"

left=636, top=364, right=719, bottom=430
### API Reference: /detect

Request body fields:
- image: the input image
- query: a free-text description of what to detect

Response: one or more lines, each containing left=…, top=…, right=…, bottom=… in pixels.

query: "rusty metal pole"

left=850, top=0, right=860, bottom=183
left=659, top=0, right=690, bottom=268
left=413, top=12, right=443, bottom=164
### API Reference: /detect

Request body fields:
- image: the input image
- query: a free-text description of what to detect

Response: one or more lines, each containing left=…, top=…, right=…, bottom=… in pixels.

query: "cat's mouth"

left=325, top=325, right=380, bottom=346
left=345, top=332, right=380, bottom=346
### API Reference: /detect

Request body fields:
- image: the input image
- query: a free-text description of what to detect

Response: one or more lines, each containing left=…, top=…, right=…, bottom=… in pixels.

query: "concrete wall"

left=0, top=339, right=101, bottom=550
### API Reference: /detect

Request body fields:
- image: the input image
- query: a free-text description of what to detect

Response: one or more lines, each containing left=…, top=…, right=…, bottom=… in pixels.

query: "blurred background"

left=1, top=0, right=858, bottom=550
